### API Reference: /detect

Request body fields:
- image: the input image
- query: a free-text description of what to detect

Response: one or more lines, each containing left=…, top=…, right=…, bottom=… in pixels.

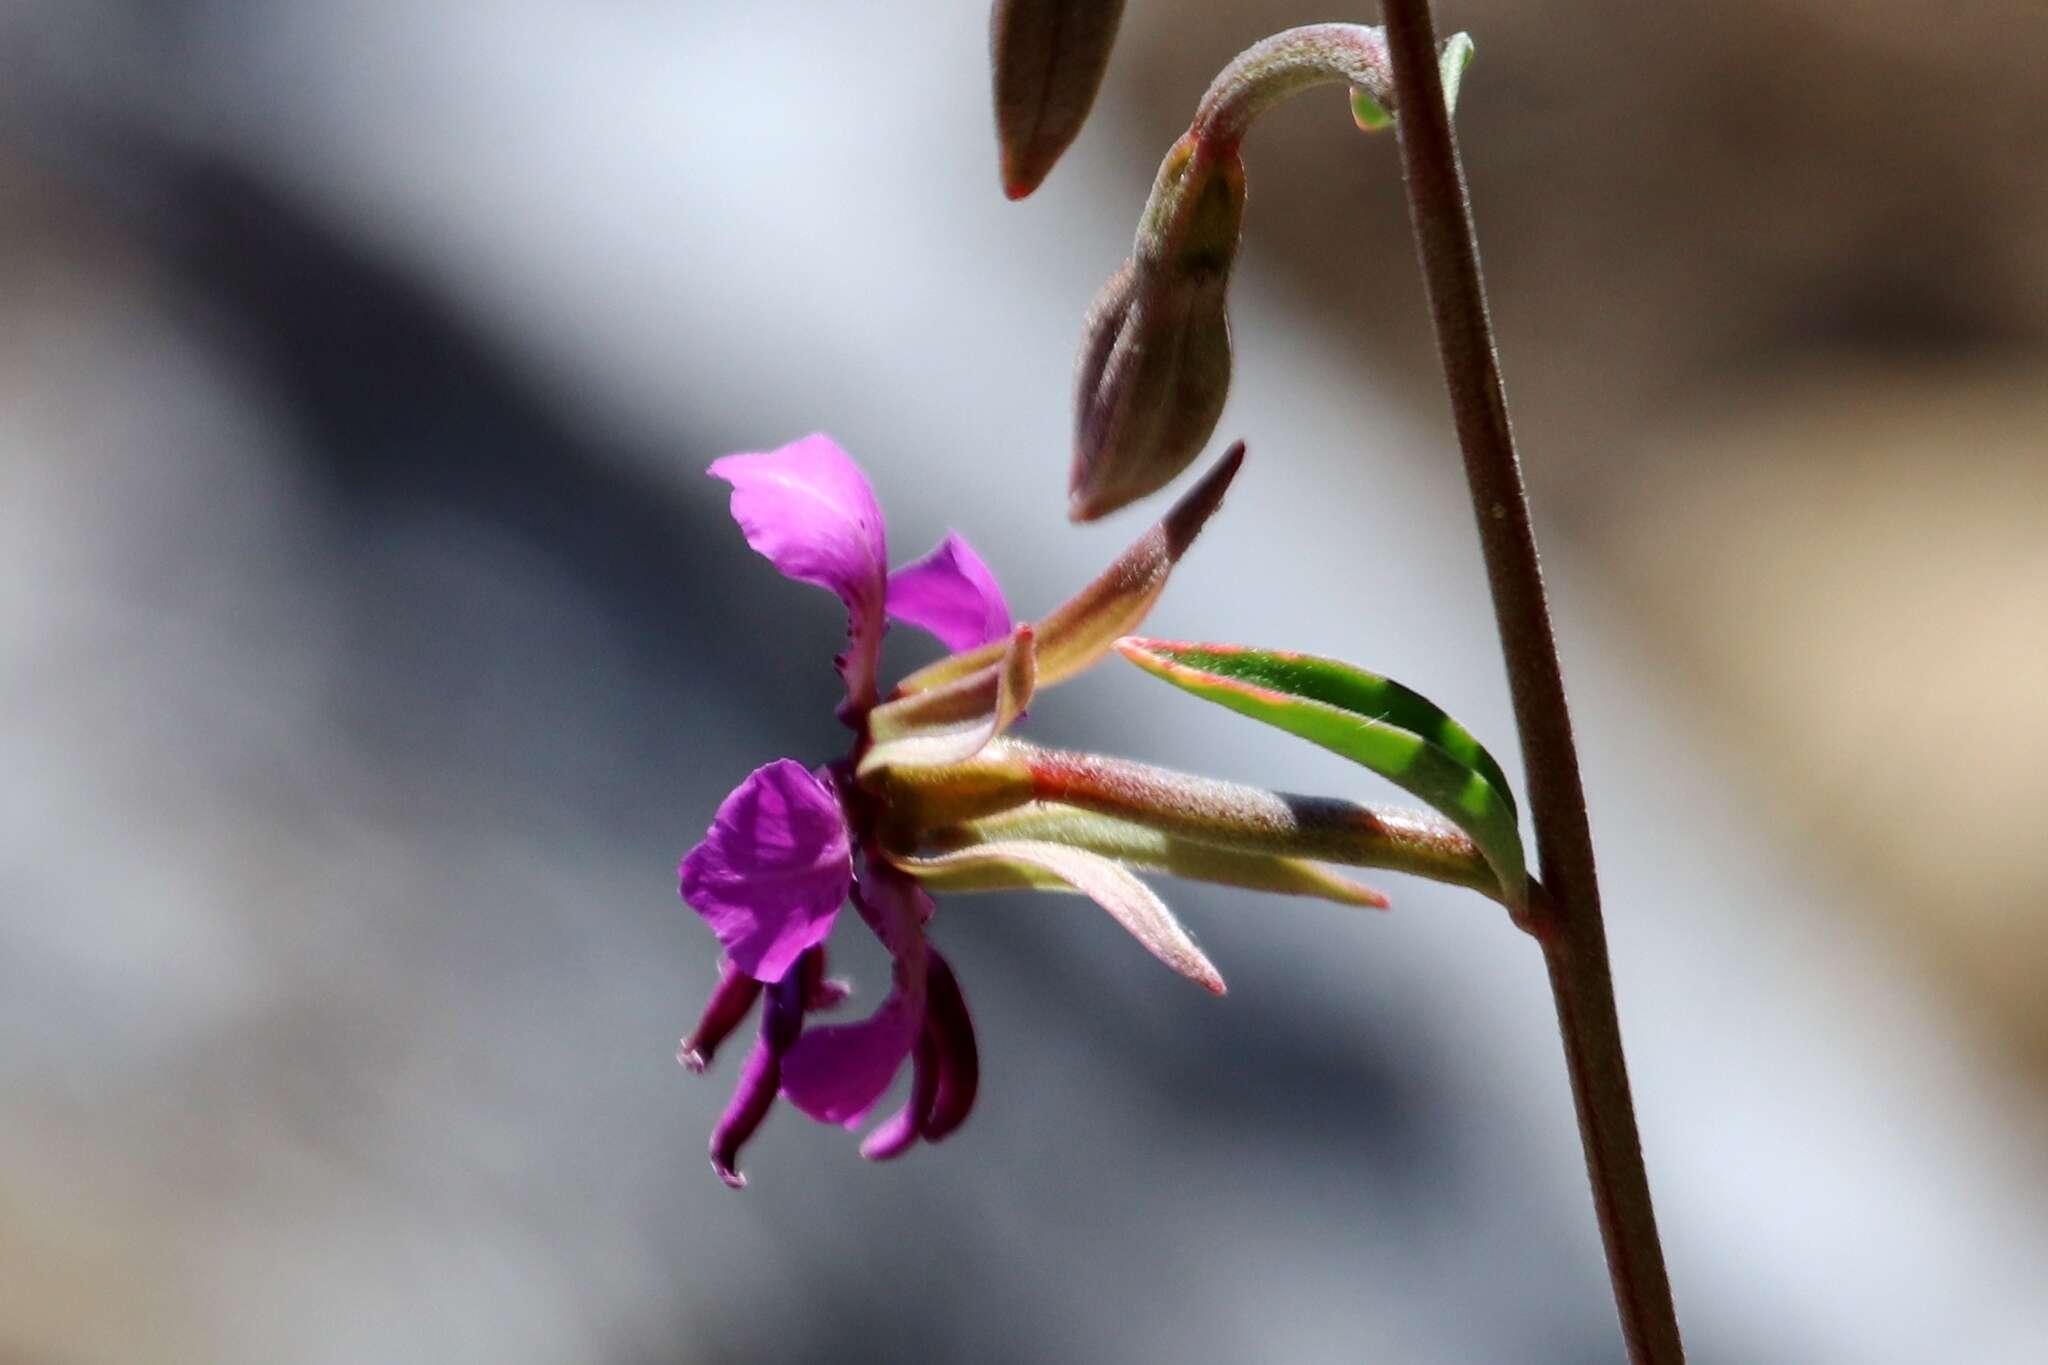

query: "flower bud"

left=1066, top=25, right=1475, bottom=523
left=1070, top=136, right=1245, bottom=522
left=990, top=0, right=1127, bottom=200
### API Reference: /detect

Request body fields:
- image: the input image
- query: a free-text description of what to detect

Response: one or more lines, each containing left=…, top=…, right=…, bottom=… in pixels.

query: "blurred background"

left=3, top=1, right=2045, bottom=1361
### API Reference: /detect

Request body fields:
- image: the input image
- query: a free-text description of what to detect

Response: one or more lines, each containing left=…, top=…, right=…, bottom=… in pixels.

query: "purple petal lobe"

left=859, top=1029, right=940, bottom=1161
left=887, top=533, right=1014, bottom=652
left=779, top=866, right=931, bottom=1127
left=779, top=986, right=926, bottom=1127
left=708, top=967, right=807, bottom=1188
left=710, top=434, right=890, bottom=715
left=679, top=959, right=764, bottom=1073
left=797, top=946, right=852, bottom=1012
left=920, top=949, right=980, bottom=1142
left=680, top=760, right=852, bottom=983
left=708, top=1035, right=780, bottom=1188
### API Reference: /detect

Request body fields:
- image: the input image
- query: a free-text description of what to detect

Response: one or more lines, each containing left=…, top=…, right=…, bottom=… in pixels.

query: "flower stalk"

left=1377, top=1, right=1683, bottom=1358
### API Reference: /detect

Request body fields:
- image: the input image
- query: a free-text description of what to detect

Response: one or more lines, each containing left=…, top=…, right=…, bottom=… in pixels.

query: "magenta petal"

left=680, top=760, right=852, bottom=983
left=797, top=945, right=851, bottom=1012
left=887, top=533, right=1014, bottom=652
left=679, top=959, right=763, bottom=1073
left=708, top=965, right=807, bottom=1189
left=710, top=434, right=890, bottom=714
left=858, top=1029, right=940, bottom=1162
left=708, top=1034, right=781, bottom=1188
left=919, top=949, right=980, bottom=1142
left=779, top=986, right=925, bottom=1127
left=779, top=866, right=931, bottom=1127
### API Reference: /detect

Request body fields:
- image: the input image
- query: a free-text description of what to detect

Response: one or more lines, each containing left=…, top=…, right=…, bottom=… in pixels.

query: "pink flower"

left=680, top=436, right=1015, bottom=1185
left=680, top=433, right=1253, bottom=1185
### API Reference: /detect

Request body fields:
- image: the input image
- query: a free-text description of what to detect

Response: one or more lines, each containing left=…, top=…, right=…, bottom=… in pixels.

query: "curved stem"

left=1193, top=24, right=1394, bottom=149
left=1377, top=2, right=1685, bottom=1360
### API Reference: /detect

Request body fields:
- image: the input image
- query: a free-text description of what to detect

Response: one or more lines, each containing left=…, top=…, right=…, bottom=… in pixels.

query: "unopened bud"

left=991, top=0, right=1127, bottom=200
left=1070, top=135, right=1245, bottom=521
left=1068, top=25, right=1475, bottom=522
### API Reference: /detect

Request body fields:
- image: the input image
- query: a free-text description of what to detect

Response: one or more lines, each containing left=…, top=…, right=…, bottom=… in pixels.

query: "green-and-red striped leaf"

left=1115, top=638, right=1526, bottom=910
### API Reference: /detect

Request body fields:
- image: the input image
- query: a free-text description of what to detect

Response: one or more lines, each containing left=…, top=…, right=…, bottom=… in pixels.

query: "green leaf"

left=919, top=801, right=1390, bottom=910
left=1349, top=87, right=1392, bottom=132
left=1114, top=638, right=1526, bottom=910
left=890, top=839, right=1225, bottom=994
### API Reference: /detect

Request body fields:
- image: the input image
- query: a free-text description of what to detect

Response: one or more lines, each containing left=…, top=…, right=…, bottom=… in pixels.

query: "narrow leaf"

left=897, top=443, right=1244, bottom=696
left=920, top=802, right=1388, bottom=909
left=860, top=626, right=1035, bottom=775
left=892, top=840, right=1225, bottom=994
left=1115, top=640, right=1526, bottom=909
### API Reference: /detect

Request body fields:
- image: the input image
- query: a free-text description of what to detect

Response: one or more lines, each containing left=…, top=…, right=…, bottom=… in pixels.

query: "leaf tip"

left=1440, top=33, right=1477, bottom=117
left=1160, top=440, right=1246, bottom=555
left=1165, top=932, right=1228, bottom=996
left=1349, top=88, right=1392, bottom=133
left=1111, top=635, right=1161, bottom=666
left=1339, top=882, right=1394, bottom=911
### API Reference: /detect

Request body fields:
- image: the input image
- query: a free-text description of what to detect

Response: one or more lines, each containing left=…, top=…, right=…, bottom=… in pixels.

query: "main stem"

left=1377, top=3, right=1684, bottom=1360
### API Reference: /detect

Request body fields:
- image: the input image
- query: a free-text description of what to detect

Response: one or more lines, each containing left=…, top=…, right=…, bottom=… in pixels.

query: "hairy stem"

left=1191, top=24, right=1394, bottom=149
left=1378, top=2, right=1684, bottom=1360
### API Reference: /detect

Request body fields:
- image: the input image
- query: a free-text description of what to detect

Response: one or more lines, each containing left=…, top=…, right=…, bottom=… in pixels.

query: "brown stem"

left=1377, top=2, right=1684, bottom=1360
